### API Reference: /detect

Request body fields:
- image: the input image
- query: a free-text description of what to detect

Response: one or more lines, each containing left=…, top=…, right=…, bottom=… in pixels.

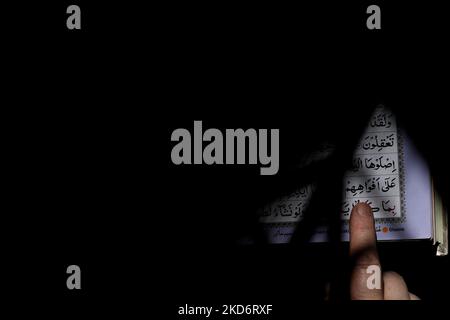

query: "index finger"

left=349, top=203, right=383, bottom=300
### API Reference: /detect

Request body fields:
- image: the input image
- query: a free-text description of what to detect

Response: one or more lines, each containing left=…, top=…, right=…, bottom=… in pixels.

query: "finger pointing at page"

left=349, top=203, right=383, bottom=300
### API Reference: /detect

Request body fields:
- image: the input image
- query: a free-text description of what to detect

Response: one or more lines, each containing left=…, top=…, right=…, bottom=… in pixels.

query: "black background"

left=4, top=0, right=449, bottom=317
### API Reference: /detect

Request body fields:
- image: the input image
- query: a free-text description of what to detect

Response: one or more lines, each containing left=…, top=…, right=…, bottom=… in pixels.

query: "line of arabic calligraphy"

left=360, top=133, right=395, bottom=152
left=370, top=112, right=393, bottom=129
left=342, top=199, right=397, bottom=216
left=345, top=176, right=397, bottom=196
left=352, top=155, right=397, bottom=173
left=260, top=201, right=305, bottom=219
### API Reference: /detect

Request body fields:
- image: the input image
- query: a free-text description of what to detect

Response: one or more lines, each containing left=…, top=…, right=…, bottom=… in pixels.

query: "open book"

left=259, top=106, right=448, bottom=255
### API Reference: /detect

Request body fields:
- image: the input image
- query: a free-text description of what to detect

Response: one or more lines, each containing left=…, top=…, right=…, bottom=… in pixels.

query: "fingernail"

left=356, top=203, right=371, bottom=216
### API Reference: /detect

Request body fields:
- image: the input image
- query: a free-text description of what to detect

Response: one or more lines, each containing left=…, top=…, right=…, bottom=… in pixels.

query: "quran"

left=259, top=106, right=448, bottom=255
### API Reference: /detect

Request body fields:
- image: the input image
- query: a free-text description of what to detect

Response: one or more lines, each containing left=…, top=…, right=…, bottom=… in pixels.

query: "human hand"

left=349, top=203, right=420, bottom=300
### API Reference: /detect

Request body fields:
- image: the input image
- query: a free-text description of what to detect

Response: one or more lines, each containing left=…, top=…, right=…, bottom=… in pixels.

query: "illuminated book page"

left=257, top=105, right=435, bottom=243
left=342, top=106, right=401, bottom=220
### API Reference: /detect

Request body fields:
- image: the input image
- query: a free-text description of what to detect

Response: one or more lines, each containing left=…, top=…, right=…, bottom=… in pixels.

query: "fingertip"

left=350, top=203, right=375, bottom=232
left=352, top=202, right=373, bottom=219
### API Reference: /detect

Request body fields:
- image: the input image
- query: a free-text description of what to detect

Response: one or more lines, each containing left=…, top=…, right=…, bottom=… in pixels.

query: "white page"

left=259, top=106, right=433, bottom=243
